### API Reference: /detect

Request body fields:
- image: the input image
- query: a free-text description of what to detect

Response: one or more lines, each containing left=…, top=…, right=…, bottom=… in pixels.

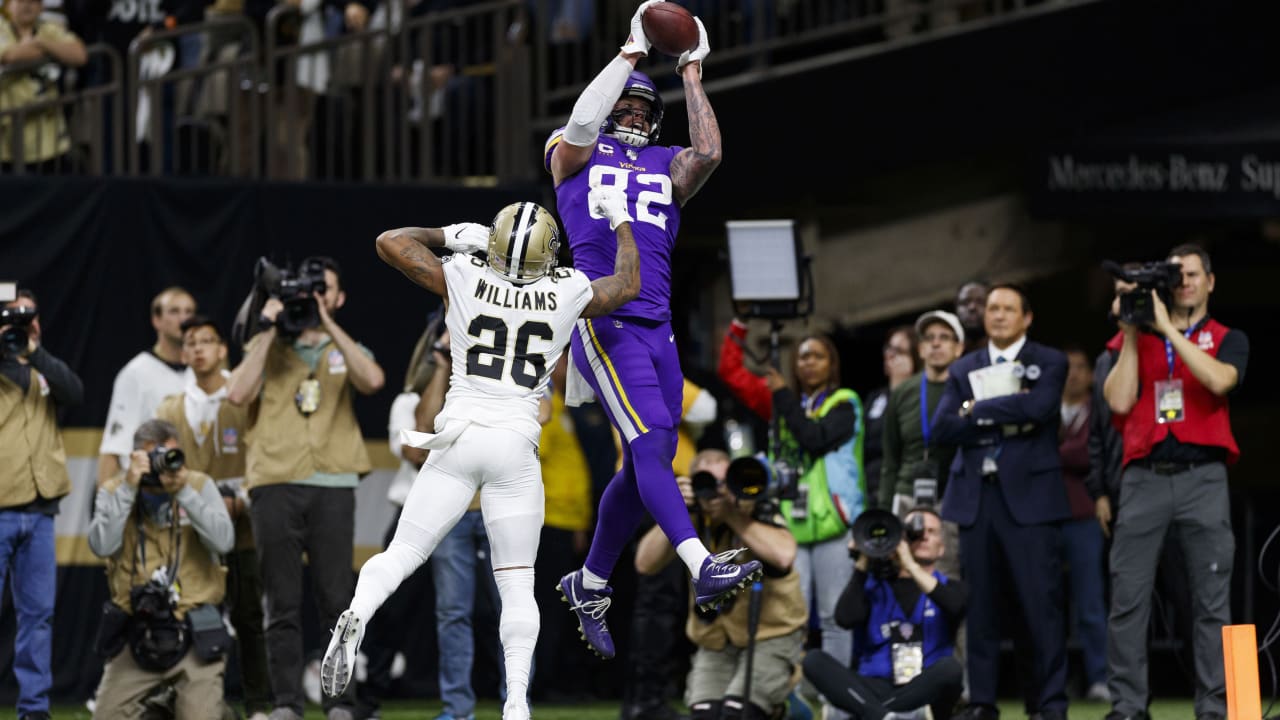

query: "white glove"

left=676, top=16, right=710, bottom=77
left=441, top=222, right=489, bottom=254
left=590, top=185, right=633, bottom=231
left=621, top=0, right=664, bottom=56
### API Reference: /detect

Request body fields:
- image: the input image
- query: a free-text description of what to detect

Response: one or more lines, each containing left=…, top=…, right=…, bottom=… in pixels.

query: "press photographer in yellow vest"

left=87, top=419, right=235, bottom=719
left=635, top=450, right=806, bottom=720
left=156, top=315, right=273, bottom=719
left=1, top=287, right=83, bottom=720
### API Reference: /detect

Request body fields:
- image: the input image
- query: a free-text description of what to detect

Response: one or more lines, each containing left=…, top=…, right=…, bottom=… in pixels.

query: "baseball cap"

left=915, top=309, right=964, bottom=345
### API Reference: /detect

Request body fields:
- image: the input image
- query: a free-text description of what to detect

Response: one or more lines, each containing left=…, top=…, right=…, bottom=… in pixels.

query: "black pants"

left=621, top=546, right=691, bottom=715
left=803, top=650, right=963, bottom=720
left=250, top=484, right=356, bottom=715
left=227, top=545, right=272, bottom=715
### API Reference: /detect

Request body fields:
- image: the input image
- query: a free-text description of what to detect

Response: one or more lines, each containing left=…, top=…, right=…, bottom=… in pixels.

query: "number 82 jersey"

left=437, top=254, right=594, bottom=444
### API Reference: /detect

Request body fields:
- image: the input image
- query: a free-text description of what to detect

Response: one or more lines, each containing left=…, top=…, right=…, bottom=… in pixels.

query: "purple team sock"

left=585, top=429, right=696, bottom=579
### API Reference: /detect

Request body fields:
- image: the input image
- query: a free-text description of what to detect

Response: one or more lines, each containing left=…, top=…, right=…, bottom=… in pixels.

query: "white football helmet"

left=486, top=202, right=560, bottom=284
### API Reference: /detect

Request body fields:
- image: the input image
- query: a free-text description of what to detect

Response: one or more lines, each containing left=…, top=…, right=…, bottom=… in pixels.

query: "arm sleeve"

left=772, top=389, right=855, bottom=457
left=929, top=577, right=967, bottom=628
left=717, top=321, right=772, bottom=420
left=99, top=362, right=139, bottom=457
left=88, top=483, right=136, bottom=558
left=27, top=346, right=84, bottom=408
left=177, top=481, right=234, bottom=555
left=834, top=569, right=871, bottom=629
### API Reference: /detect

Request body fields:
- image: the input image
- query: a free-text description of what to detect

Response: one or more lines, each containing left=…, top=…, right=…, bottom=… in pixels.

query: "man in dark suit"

left=931, top=283, right=1070, bottom=720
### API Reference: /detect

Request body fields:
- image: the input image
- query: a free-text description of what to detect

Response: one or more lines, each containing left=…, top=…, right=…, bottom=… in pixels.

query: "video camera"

left=0, top=304, right=35, bottom=359
left=850, top=509, right=927, bottom=579
left=1102, top=259, right=1182, bottom=326
left=140, top=447, right=185, bottom=489
left=231, top=257, right=329, bottom=346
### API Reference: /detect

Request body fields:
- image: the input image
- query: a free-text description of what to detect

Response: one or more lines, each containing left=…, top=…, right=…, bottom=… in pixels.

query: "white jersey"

left=437, top=254, right=593, bottom=444
left=99, top=350, right=191, bottom=464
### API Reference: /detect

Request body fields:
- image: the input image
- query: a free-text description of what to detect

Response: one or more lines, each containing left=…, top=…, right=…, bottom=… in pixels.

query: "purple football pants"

left=570, top=315, right=697, bottom=579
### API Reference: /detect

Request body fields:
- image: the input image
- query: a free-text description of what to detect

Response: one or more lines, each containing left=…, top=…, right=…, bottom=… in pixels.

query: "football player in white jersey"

left=320, top=186, right=639, bottom=720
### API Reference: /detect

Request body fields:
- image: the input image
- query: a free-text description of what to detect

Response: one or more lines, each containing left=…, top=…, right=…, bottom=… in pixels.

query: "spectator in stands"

left=954, top=281, right=988, bottom=354
left=863, top=325, right=918, bottom=507
left=0, top=0, right=87, bottom=173
left=636, top=449, right=805, bottom=720
left=718, top=320, right=865, bottom=720
left=155, top=316, right=271, bottom=720
left=227, top=256, right=384, bottom=720
left=87, top=419, right=235, bottom=720
left=804, top=508, right=966, bottom=720
left=1057, top=345, right=1109, bottom=704
left=98, top=287, right=195, bottom=486
left=0, top=288, right=82, bottom=720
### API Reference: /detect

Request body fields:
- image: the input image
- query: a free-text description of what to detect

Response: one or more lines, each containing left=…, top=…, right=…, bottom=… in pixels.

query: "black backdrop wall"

left=0, top=175, right=544, bottom=432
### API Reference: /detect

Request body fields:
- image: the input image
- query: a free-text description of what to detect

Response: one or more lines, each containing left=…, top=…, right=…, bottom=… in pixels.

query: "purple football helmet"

left=602, top=71, right=664, bottom=148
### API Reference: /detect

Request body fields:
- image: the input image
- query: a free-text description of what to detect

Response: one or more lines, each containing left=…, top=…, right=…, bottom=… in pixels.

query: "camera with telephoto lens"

left=0, top=304, right=36, bottom=359
left=850, top=509, right=906, bottom=579
left=1102, top=259, right=1183, bottom=327
left=140, top=447, right=185, bottom=489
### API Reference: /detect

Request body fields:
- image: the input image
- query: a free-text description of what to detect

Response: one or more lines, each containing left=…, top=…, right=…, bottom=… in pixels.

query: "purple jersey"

left=547, top=129, right=683, bottom=322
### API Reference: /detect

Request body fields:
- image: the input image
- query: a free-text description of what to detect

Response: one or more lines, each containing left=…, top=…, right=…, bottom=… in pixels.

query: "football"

left=641, top=2, right=699, bottom=58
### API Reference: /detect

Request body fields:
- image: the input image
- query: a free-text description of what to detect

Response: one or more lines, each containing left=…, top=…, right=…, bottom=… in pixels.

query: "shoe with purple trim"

left=559, top=569, right=615, bottom=659
left=694, top=549, right=763, bottom=610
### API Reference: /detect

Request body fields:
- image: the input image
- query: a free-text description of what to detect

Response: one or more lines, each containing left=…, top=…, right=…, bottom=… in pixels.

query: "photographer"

left=227, top=255, right=384, bottom=720
left=804, top=508, right=966, bottom=720
left=718, top=322, right=865, bottom=718
left=635, top=450, right=806, bottom=720
left=87, top=419, right=235, bottom=720
left=0, top=287, right=82, bottom=720
left=155, top=316, right=270, bottom=719
left=1102, top=244, right=1247, bottom=720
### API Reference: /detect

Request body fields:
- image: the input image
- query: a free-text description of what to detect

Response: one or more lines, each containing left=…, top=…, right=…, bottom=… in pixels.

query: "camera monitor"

left=0, top=282, right=15, bottom=303
left=726, top=220, right=805, bottom=318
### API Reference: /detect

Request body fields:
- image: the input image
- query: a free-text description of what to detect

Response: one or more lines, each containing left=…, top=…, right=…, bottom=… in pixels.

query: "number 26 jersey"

left=438, top=254, right=594, bottom=444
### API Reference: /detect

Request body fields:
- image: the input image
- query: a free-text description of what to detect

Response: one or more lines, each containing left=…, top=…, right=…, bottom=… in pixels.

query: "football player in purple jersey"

left=544, top=0, right=761, bottom=660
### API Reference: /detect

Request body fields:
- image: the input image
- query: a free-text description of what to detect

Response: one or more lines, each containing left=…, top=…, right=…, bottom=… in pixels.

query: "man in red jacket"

left=1102, top=244, right=1249, bottom=720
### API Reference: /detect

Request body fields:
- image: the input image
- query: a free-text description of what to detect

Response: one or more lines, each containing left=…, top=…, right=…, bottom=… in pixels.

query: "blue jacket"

left=932, top=340, right=1070, bottom=527
left=856, top=572, right=953, bottom=679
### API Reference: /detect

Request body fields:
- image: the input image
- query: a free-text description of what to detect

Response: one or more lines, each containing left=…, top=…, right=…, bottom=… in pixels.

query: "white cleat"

left=503, top=698, right=532, bottom=720
left=320, top=610, right=364, bottom=698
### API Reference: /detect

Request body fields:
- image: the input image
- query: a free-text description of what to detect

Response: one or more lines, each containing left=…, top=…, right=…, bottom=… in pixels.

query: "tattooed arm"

left=581, top=221, right=641, bottom=319
left=375, top=227, right=448, bottom=296
left=670, top=63, right=722, bottom=207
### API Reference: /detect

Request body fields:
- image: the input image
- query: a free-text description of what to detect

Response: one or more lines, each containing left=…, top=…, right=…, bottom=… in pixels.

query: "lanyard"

left=1164, top=322, right=1202, bottom=378
left=918, top=375, right=932, bottom=450
left=802, top=389, right=829, bottom=418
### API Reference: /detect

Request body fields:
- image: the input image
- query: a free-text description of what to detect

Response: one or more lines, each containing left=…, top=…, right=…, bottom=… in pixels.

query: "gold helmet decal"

left=487, top=202, right=560, bottom=283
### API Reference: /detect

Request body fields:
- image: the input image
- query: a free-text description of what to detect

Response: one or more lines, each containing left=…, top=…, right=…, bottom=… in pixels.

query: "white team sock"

left=582, top=567, right=609, bottom=590
left=676, top=539, right=711, bottom=580
left=494, top=567, right=539, bottom=715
